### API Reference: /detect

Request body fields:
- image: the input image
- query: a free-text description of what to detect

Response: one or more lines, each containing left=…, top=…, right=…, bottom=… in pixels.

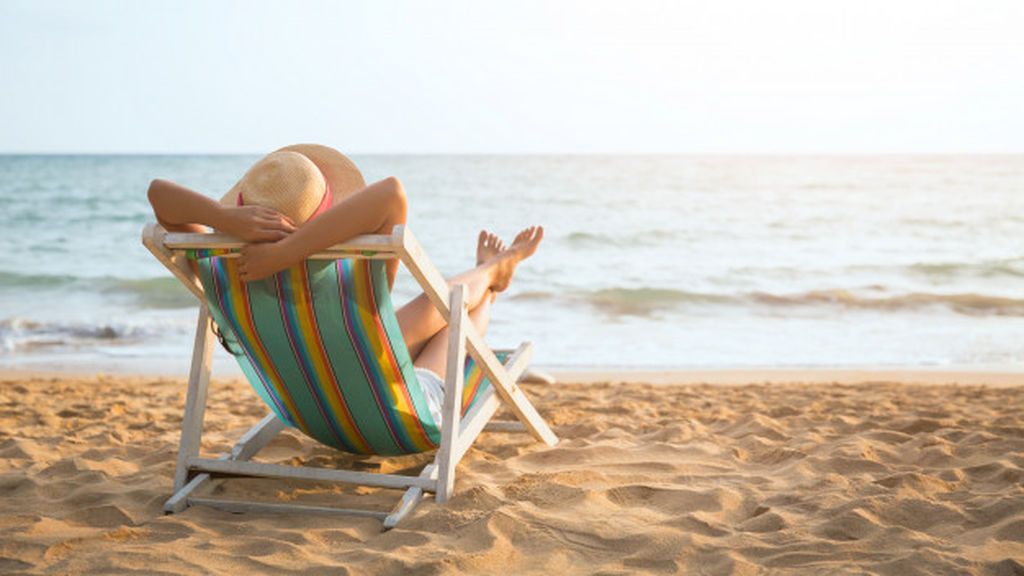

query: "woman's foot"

left=488, top=226, right=544, bottom=293
left=476, top=230, right=505, bottom=266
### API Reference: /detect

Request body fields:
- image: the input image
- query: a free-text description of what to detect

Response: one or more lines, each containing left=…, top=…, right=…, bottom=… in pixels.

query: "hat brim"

left=219, top=144, right=366, bottom=207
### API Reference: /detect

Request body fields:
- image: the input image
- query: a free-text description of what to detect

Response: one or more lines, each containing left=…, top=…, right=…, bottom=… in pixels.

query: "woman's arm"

left=238, top=176, right=407, bottom=285
left=147, top=179, right=295, bottom=241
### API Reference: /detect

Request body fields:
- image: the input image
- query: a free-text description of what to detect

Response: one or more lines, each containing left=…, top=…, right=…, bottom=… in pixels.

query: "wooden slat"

left=165, top=470, right=213, bottom=514
left=457, top=343, right=532, bottom=441
left=188, top=458, right=437, bottom=491
left=142, top=223, right=204, bottom=300
left=183, top=251, right=397, bottom=261
left=435, top=285, right=468, bottom=504
left=458, top=390, right=499, bottom=455
left=393, top=226, right=454, bottom=321
left=383, top=464, right=437, bottom=530
left=163, top=230, right=399, bottom=259
left=520, top=369, right=557, bottom=385
left=455, top=343, right=534, bottom=463
left=188, top=497, right=389, bottom=519
left=172, top=307, right=215, bottom=491
left=230, top=414, right=286, bottom=461
left=165, top=414, right=285, bottom=513
left=465, top=332, right=558, bottom=446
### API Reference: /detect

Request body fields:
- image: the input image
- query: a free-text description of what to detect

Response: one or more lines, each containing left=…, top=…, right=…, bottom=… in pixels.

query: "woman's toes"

left=478, top=230, right=506, bottom=265
left=509, top=225, right=543, bottom=258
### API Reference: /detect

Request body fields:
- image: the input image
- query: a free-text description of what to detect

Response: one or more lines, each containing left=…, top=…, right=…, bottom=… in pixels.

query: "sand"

left=1, top=372, right=1022, bottom=575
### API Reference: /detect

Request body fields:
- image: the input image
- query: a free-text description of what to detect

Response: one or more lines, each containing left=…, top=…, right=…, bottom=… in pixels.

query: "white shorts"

left=414, top=367, right=446, bottom=427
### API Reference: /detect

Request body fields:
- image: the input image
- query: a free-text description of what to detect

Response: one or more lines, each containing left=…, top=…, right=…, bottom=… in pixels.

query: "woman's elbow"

left=147, top=179, right=181, bottom=227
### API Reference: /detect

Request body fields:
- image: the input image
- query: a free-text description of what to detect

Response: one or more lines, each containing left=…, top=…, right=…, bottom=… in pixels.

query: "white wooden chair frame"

left=142, top=223, right=559, bottom=529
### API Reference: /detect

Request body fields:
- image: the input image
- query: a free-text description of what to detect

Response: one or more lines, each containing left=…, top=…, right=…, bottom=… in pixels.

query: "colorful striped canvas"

left=192, top=255, right=502, bottom=456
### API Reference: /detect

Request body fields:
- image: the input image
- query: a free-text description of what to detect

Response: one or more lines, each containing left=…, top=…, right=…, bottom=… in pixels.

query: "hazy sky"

left=1, top=0, right=1022, bottom=154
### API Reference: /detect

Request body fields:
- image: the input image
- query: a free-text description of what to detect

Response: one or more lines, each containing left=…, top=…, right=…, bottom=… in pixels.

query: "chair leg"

left=435, top=284, right=468, bottom=504
left=520, top=368, right=557, bottom=385
left=172, top=306, right=215, bottom=492
left=165, top=413, right=285, bottom=513
left=465, top=336, right=559, bottom=446
left=383, top=464, right=437, bottom=530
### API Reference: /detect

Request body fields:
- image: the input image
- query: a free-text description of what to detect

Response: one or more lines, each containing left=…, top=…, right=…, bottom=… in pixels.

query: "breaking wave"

left=0, top=317, right=179, bottom=353
left=748, top=290, right=1024, bottom=316
left=515, top=286, right=1024, bottom=317
left=564, top=229, right=684, bottom=248
left=907, top=258, right=1024, bottom=280
left=0, top=271, right=194, bottom=309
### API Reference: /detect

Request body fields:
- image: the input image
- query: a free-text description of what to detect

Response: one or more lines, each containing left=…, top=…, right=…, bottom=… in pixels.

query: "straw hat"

left=220, top=144, right=366, bottom=224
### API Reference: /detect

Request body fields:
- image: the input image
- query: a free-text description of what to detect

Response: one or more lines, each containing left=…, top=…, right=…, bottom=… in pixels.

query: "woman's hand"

left=216, top=205, right=296, bottom=242
left=237, top=240, right=292, bottom=281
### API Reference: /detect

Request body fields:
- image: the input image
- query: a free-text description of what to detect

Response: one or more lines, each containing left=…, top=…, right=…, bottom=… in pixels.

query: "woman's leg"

left=397, top=264, right=497, bottom=360
left=411, top=291, right=493, bottom=378
left=396, top=227, right=541, bottom=360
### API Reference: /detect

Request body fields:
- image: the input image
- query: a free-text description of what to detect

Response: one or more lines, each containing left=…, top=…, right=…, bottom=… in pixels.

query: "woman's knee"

left=382, top=175, right=405, bottom=206
left=382, top=176, right=407, bottom=219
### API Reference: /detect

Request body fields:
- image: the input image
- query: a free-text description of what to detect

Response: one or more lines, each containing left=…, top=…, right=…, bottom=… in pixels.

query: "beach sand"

left=1, top=372, right=1022, bottom=575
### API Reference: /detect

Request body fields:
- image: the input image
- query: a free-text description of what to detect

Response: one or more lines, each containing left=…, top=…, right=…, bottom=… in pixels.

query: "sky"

left=1, top=0, right=1022, bottom=154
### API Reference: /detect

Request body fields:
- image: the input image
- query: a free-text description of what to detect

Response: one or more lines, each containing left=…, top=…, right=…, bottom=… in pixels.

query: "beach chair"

left=141, top=223, right=558, bottom=528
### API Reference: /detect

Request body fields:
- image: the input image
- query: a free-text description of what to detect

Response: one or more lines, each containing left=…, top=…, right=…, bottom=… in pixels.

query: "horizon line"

left=2, top=150, right=1024, bottom=157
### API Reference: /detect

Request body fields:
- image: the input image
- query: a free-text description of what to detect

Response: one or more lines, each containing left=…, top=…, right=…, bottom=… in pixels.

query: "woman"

left=147, top=144, right=542, bottom=418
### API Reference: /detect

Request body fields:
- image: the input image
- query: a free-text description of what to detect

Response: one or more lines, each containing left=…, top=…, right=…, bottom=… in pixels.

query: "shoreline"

left=3, top=366, right=1023, bottom=387
left=551, top=367, right=1024, bottom=387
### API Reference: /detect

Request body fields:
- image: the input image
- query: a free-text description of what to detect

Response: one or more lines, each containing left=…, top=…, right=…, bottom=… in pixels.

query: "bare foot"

left=476, top=230, right=505, bottom=266
left=489, top=225, right=544, bottom=293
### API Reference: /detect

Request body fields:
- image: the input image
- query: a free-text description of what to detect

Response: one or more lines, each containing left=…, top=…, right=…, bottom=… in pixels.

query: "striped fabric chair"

left=143, top=223, right=558, bottom=528
left=197, top=255, right=498, bottom=455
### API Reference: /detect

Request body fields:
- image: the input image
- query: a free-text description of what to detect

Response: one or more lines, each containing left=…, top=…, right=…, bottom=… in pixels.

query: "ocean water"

left=1, top=154, right=1023, bottom=373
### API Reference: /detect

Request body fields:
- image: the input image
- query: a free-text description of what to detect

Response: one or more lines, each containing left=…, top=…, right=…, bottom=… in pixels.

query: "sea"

left=2, top=154, right=1023, bottom=374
